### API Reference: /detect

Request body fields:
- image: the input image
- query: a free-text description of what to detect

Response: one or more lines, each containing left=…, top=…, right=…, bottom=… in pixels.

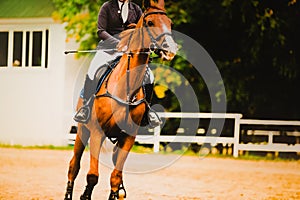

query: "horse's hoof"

left=64, top=191, right=73, bottom=200
left=64, top=194, right=72, bottom=200
left=64, top=196, right=72, bottom=200
left=80, top=194, right=91, bottom=200
left=108, top=190, right=119, bottom=200
left=108, top=183, right=127, bottom=200
left=80, top=185, right=94, bottom=200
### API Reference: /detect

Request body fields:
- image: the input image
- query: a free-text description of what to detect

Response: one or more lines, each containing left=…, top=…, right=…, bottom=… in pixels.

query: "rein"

left=95, top=52, right=149, bottom=107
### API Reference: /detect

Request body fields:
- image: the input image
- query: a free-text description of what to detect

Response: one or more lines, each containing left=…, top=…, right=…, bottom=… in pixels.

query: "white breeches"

left=87, top=50, right=123, bottom=80
left=87, top=50, right=154, bottom=83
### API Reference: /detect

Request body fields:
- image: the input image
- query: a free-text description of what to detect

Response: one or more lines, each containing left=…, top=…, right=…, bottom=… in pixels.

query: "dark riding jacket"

left=97, top=0, right=142, bottom=48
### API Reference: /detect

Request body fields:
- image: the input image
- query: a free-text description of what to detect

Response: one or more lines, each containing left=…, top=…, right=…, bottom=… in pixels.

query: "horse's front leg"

left=80, top=127, right=105, bottom=200
left=109, top=135, right=135, bottom=200
left=65, top=124, right=90, bottom=200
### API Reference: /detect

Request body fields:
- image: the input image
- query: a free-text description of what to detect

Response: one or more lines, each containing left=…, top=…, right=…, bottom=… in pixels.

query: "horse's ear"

left=144, top=0, right=165, bottom=9
left=157, top=0, right=165, bottom=8
left=126, top=23, right=137, bottom=29
left=143, top=0, right=151, bottom=9
left=150, top=0, right=157, bottom=7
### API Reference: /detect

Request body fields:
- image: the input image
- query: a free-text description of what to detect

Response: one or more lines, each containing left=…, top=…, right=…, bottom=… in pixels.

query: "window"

left=0, top=29, right=49, bottom=68
left=32, top=31, right=42, bottom=67
left=0, top=32, right=8, bottom=67
left=13, top=32, right=23, bottom=67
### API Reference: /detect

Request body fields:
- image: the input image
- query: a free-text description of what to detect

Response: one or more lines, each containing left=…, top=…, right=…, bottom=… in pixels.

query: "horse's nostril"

left=149, top=43, right=156, bottom=52
left=162, top=43, right=169, bottom=49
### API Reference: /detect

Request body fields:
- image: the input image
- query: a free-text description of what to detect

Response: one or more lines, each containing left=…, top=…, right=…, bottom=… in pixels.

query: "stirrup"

left=148, top=110, right=162, bottom=128
left=74, top=105, right=91, bottom=124
left=73, top=95, right=95, bottom=124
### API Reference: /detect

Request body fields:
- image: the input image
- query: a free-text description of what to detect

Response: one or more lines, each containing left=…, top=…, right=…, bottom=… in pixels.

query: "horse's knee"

left=68, top=157, right=81, bottom=179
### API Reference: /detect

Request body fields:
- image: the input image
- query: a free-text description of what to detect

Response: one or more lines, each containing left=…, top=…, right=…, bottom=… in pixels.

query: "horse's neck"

left=108, top=53, right=150, bottom=100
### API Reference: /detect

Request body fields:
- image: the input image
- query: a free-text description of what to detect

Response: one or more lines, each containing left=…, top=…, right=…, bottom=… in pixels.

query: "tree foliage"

left=175, top=0, right=300, bottom=119
left=52, top=0, right=105, bottom=50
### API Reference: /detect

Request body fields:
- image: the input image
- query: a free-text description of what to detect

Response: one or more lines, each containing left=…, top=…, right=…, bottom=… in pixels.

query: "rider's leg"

left=141, top=67, right=162, bottom=128
left=73, top=75, right=98, bottom=123
left=74, top=51, right=117, bottom=124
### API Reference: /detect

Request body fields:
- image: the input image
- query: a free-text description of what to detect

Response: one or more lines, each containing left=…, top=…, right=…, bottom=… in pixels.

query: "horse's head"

left=142, top=0, right=178, bottom=60
left=118, top=0, right=178, bottom=60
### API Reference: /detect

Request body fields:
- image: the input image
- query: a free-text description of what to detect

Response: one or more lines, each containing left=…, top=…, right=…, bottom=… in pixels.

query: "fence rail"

left=135, top=112, right=242, bottom=156
left=68, top=112, right=300, bottom=157
left=238, top=119, right=300, bottom=155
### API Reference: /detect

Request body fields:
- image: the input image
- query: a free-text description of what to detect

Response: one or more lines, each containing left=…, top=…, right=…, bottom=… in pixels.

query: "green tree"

left=177, top=0, right=300, bottom=119
left=52, top=0, right=105, bottom=50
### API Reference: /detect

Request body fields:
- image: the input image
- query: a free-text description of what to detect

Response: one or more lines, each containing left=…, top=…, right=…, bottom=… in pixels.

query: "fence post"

left=233, top=114, right=242, bottom=157
left=153, top=125, right=160, bottom=153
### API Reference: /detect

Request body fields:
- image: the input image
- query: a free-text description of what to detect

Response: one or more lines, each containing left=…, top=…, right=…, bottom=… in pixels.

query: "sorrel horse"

left=64, top=0, right=177, bottom=199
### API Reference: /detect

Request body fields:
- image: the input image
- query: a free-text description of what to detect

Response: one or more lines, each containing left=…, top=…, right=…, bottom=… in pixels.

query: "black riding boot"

left=142, top=83, right=162, bottom=128
left=74, top=75, right=97, bottom=124
left=140, top=68, right=162, bottom=128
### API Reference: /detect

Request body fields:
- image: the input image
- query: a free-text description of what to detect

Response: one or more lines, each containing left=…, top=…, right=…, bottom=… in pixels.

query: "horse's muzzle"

left=159, top=35, right=178, bottom=60
left=159, top=45, right=178, bottom=61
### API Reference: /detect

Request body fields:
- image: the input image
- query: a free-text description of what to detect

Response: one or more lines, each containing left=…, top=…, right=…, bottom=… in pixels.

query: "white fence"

left=135, top=112, right=242, bottom=156
left=238, top=119, right=300, bottom=155
left=68, top=112, right=300, bottom=157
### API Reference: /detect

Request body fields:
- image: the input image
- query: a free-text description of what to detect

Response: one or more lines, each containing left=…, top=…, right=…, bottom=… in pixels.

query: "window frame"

left=0, top=24, right=49, bottom=69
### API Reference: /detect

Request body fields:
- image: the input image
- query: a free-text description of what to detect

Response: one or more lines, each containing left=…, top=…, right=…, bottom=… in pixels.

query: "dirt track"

left=0, top=147, right=299, bottom=200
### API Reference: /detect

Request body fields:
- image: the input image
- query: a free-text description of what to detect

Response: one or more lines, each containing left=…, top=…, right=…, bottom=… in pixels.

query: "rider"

left=74, top=0, right=161, bottom=127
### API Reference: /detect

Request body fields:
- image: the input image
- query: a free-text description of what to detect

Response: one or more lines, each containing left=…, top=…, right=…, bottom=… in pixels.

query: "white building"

left=0, top=0, right=89, bottom=146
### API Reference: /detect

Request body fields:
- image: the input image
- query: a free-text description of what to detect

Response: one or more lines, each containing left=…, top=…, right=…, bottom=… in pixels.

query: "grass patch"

left=0, top=143, right=74, bottom=151
left=234, top=153, right=300, bottom=162
left=131, top=144, right=300, bottom=161
left=131, top=144, right=154, bottom=153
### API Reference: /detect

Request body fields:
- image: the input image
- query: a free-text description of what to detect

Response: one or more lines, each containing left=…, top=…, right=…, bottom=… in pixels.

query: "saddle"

left=80, top=56, right=122, bottom=99
left=94, top=56, right=122, bottom=94
left=80, top=55, right=153, bottom=101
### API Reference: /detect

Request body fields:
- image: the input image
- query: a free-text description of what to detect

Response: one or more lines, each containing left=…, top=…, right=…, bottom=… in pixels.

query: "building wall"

left=0, top=18, right=89, bottom=146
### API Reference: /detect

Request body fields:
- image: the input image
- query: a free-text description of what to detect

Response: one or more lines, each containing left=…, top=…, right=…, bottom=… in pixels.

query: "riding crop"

left=64, top=49, right=117, bottom=55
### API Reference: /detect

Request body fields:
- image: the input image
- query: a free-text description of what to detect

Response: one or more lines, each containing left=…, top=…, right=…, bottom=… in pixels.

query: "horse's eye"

left=147, top=21, right=154, bottom=26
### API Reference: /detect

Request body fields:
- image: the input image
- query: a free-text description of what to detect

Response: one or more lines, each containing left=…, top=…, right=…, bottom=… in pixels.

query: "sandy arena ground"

left=0, top=147, right=299, bottom=200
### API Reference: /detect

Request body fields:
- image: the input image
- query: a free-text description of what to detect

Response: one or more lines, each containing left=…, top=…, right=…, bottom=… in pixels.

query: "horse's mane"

left=117, top=28, right=135, bottom=52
